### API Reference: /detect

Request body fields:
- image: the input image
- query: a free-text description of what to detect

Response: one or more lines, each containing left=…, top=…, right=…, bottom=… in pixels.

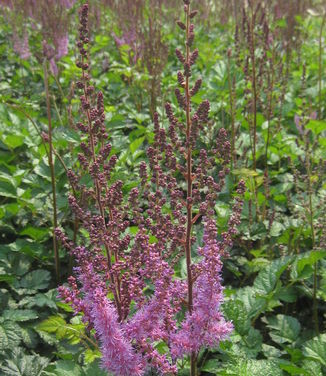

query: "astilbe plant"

left=56, top=2, right=244, bottom=375
left=0, top=0, right=77, bottom=282
left=0, top=0, right=76, bottom=74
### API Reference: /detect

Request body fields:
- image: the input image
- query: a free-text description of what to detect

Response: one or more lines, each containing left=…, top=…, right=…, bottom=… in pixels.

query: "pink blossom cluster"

left=56, top=2, right=245, bottom=375
left=0, top=0, right=76, bottom=74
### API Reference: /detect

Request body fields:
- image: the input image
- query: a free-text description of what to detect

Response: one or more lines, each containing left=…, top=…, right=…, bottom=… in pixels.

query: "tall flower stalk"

left=183, top=2, right=195, bottom=371
left=57, top=2, right=244, bottom=375
left=0, top=0, right=77, bottom=281
left=43, top=59, right=60, bottom=282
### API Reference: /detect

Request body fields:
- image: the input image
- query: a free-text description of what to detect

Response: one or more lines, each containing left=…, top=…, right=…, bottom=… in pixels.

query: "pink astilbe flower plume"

left=0, top=0, right=76, bottom=74
left=57, top=2, right=244, bottom=375
left=81, top=273, right=144, bottom=376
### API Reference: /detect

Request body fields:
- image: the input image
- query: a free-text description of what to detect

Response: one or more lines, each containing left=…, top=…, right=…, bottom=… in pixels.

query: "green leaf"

left=235, top=286, right=266, bottom=319
left=0, top=180, right=16, bottom=198
left=37, top=316, right=66, bottom=334
left=19, top=226, right=50, bottom=241
left=223, top=299, right=251, bottom=336
left=2, top=134, right=25, bottom=149
left=19, top=292, right=58, bottom=310
left=302, top=360, right=322, bottom=376
left=43, top=360, right=83, bottom=376
left=201, top=358, right=220, bottom=373
left=84, top=349, right=101, bottom=364
left=0, top=320, right=22, bottom=350
left=0, top=348, right=49, bottom=376
left=236, top=327, right=263, bottom=358
left=265, top=315, right=301, bottom=344
left=83, top=361, right=107, bottom=375
left=306, top=120, right=326, bottom=135
left=279, top=363, right=310, bottom=375
left=3, top=309, right=38, bottom=322
left=38, top=315, right=86, bottom=345
left=232, top=168, right=259, bottom=177
left=20, top=327, right=39, bottom=349
left=303, top=334, right=326, bottom=366
left=291, top=251, right=326, bottom=281
left=262, top=344, right=284, bottom=359
left=276, top=286, right=298, bottom=303
left=269, top=222, right=284, bottom=237
left=18, top=269, right=51, bottom=290
left=221, top=359, right=283, bottom=376
left=254, top=256, right=293, bottom=295
left=129, top=137, right=145, bottom=154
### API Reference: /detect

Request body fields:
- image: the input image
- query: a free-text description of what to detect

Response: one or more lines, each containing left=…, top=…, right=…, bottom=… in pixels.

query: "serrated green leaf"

left=0, top=320, right=22, bottom=350
left=83, top=361, right=107, bottom=375
left=3, top=309, right=38, bottom=322
left=265, top=315, right=301, bottom=344
left=37, top=316, right=66, bottom=334
left=221, top=358, right=283, bottom=376
left=20, top=292, right=57, bottom=310
left=262, top=344, right=284, bottom=358
left=254, top=256, right=293, bottom=295
left=18, top=269, right=51, bottom=290
left=38, top=315, right=86, bottom=345
left=0, top=348, right=49, bottom=376
left=302, top=360, right=322, bottom=376
left=20, top=327, right=39, bottom=349
left=235, top=286, right=266, bottom=319
left=269, top=222, right=284, bottom=237
left=303, top=334, right=326, bottom=366
left=276, top=286, right=298, bottom=303
left=291, top=251, right=326, bottom=281
left=223, top=299, right=251, bottom=336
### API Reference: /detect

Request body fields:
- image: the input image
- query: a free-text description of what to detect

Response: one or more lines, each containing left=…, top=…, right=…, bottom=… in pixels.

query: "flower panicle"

left=56, top=2, right=244, bottom=375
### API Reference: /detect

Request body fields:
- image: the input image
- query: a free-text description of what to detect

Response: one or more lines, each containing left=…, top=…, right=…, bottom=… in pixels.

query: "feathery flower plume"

left=57, top=2, right=243, bottom=375
left=0, top=0, right=76, bottom=74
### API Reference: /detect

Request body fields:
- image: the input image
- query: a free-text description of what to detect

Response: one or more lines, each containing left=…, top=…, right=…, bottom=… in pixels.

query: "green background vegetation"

left=0, top=1, right=326, bottom=375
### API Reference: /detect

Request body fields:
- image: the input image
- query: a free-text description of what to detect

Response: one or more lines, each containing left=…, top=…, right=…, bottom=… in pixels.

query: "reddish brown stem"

left=249, top=8, right=257, bottom=171
left=184, top=5, right=196, bottom=376
left=43, top=60, right=60, bottom=283
left=81, top=60, right=122, bottom=321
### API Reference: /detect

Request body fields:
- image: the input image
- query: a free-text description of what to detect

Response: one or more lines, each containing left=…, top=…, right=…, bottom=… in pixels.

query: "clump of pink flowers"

left=0, top=0, right=76, bottom=74
left=56, top=1, right=244, bottom=375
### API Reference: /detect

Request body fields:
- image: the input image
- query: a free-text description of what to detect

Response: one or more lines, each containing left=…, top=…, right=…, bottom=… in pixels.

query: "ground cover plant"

left=0, top=0, right=325, bottom=375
